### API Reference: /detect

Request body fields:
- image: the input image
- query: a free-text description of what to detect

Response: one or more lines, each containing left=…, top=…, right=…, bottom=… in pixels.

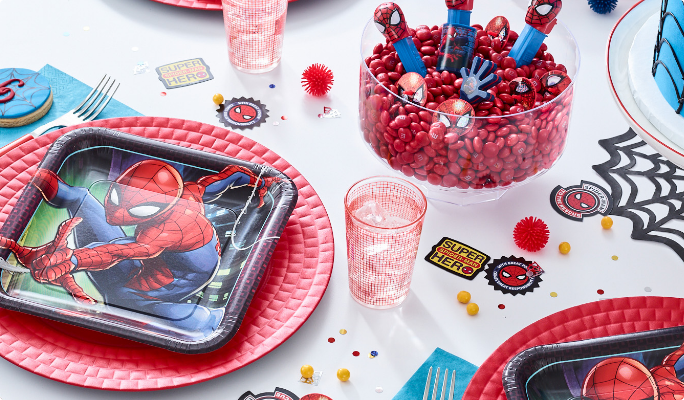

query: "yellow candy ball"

left=601, top=216, right=613, bottom=229
left=301, top=364, right=314, bottom=379
left=466, top=303, right=479, bottom=316
left=337, top=368, right=351, bottom=382
left=559, top=242, right=571, bottom=255
left=457, top=291, right=471, bottom=304
left=212, top=93, right=224, bottom=105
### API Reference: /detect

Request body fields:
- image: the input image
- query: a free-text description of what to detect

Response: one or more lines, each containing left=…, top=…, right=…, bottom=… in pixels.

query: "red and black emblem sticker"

left=217, top=96, right=269, bottom=130
left=550, top=180, right=614, bottom=221
left=238, top=387, right=300, bottom=400
left=485, top=256, right=542, bottom=296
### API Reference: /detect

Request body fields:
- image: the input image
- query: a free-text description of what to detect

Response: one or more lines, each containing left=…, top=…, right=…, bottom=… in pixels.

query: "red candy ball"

left=513, top=217, right=550, bottom=252
left=302, top=64, right=334, bottom=96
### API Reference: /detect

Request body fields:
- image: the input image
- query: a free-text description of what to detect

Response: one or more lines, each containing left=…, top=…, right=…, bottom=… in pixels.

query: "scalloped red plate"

left=0, top=117, right=334, bottom=390
left=149, top=0, right=296, bottom=11
left=462, top=296, right=684, bottom=399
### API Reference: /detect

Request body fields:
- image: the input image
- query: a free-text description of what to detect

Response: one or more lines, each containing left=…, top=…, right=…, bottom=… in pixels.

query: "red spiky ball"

left=513, top=216, right=550, bottom=252
left=302, top=64, right=334, bottom=96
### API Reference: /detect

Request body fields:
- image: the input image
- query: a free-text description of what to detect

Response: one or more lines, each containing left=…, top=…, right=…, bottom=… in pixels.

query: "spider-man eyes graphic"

left=565, top=190, right=598, bottom=213
left=485, top=16, right=511, bottom=46
left=228, top=104, right=257, bottom=124
left=498, top=264, right=529, bottom=287
left=397, top=72, right=427, bottom=106
left=541, top=70, right=571, bottom=96
left=374, top=2, right=408, bottom=42
left=526, top=0, right=562, bottom=34
left=433, top=99, right=474, bottom=137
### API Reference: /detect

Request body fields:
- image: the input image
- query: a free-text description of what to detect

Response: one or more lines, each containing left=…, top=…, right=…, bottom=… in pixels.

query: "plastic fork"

left=423, top=367, right=456, bottom=400
left=0, top=75, right=119, bottom=157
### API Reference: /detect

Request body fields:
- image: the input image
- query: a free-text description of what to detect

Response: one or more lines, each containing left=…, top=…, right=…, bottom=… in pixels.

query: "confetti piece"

left=281, top=116, right=288, bottom=120
left=160, top=92, right=167, bottom=96
left=63, top=32, right=70, bottom=37
left=550, top=292, right=558, bottom=297
left=339, top=329, right=347, bottom=335
left=645, top=287, right=652, bottom=292
left=269, top=84, right=276, bottom=88
left=612, top=255, right=618, bottom=261
left=597, top=289, right=605, bottom=295
left=131, top=47, right=139, bottom=52
left=352, top=351, right=360, bottom=357
left=83, top=26, right=90, bottom=31
left=375, top=387, right=384, bottom=393
left=368, top=353, right=375, bottom=359
left=328, top=337, right=335, bottom=343
left=498, top=304, right=506, bottom=309
left=371, top=351, right=378, bottom=357
left=273, top=121, right=280, bottom=126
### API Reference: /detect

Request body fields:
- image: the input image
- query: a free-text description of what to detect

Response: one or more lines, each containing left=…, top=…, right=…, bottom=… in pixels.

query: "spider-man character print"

left=582, top=343, right=684, bottom=399
left=374, top=2, right=408, bottom=43
left=525, top=0, right=562, bottom=34
left=485, top=16, right=510, bottom=47
left=444, top=0, right=473, bottom=10
left=551, top=181, right=614, bottom=221
left=509, top=77, right=536, bottom=110
left=0, top=159, right=278, bottom=336
left=228, top=103, right=257, bottom=123
left=216, top=97, right=269, bottom=130
left=541, top=70, right=571, bottom=96
left=485, top=256, right=542, bottom=295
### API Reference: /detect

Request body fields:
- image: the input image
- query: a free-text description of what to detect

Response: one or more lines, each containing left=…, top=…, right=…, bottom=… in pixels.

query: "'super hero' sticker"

left=424, top=237, right=490, bottom=280
left=216, top=97, right=269, bottom=130
left=550, top=180, right=614, bottom=221
left=485, top=256, right=542, bottom=295
left=238, top=387, right=300, bottom=400
left=156, top=58, right=213, bottom=89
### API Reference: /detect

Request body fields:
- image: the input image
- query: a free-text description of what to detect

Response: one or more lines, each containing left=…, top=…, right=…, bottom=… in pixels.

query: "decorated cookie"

left=0, top=68, right=53, bottom=128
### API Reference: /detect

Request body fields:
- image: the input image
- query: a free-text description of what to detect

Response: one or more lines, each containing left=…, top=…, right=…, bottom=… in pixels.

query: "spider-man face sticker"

left=526, top=0, right=562, bottom=34
left=433, top=99, right=474, bottom=136
left=509, top=77, right=536, bottom=110
left=485, top=16, right=510, bottom=46
left=445, top=0, right=473, bottom=10
left=551, top=181, right=614, bottom=221
left=216, top=96, right=269, bottom=130
left=374, top=2, right=408, bottom=43
left=238, top=388, right=301, bottom=400
left=104, top=160, right=183, bottom=226
left=485, top=256, right=542, bottom=295
left=397, top=72, right=427, bottom=106
left=541, top=70, right=571, bottom=96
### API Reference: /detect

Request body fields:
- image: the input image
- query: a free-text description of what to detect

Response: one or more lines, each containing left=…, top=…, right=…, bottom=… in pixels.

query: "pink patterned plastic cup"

left=344, top=176, right=428, bottom=309
left=221, top=0, right=287, bottom=73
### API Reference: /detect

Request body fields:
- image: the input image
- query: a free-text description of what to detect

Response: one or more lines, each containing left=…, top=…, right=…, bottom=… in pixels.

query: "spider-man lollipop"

left=509, top=0, right=562, bottom=67
left=374, top=3, right=427, bottom=76
left=436, top=0, right=477, bottom=74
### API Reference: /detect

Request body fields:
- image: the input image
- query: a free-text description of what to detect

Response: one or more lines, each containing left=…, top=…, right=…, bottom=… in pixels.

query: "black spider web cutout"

left=593, top=128, right=684, bottom=261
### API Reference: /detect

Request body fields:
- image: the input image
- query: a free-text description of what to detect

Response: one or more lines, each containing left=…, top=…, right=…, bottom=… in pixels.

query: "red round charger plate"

left=149, top=0, right=296, bottom=11
left=0, top=116, right=334, bottom=390
left=462, top=296, right=684, bottom=399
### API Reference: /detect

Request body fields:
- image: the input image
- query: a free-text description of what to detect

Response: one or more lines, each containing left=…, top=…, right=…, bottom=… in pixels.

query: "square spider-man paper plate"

left=502, top=325, right=684, bottom=400
left=0, top=127, right=298, bottom=354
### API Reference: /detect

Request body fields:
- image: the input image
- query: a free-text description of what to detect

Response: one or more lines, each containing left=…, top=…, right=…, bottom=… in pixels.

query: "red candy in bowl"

left=359, top=11, right=579, bottom=205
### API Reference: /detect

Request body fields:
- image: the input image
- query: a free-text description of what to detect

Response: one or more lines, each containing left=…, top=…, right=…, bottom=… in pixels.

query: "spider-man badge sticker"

left=550, top=180, right=614, bottom=221
left=485, top=256, right=543, bottom=296
left=424, top=237, right=490, bottom=280
left=216, top=97, right=269, bottom=130
left=238, top=387, right=300, bottom=400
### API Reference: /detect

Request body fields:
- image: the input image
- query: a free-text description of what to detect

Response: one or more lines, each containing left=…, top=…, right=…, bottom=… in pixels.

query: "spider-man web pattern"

left=373, top=2, right=408, bottom=43
left=593, top=129, right=684, bottom=262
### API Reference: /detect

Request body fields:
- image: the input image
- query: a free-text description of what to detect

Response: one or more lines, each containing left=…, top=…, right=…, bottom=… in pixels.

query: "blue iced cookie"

left=0, top=68, right=53, bottom=127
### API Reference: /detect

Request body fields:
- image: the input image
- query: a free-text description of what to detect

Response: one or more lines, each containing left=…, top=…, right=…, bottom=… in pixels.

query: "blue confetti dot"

left=63, top=32, right=70, bottom=37
left=371, top=351, right=378, bottom=357
left=269, top=84, right=276, bottom=88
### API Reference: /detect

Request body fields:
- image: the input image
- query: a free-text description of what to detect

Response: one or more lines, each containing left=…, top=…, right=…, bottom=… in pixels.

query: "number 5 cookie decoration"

left=0, top=68, right=53, bottom=128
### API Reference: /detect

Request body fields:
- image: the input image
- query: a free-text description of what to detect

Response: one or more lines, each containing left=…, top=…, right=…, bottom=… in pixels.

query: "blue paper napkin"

left=0, top=64, right=142, bottom=147
left=392, top=348, right=478, bottom=400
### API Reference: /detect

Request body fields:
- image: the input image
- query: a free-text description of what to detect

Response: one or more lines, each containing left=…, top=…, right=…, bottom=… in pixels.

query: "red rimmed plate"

left=606, top=0, right=684, bottom=168
left=149, top=0, right=296, bottom=11
left=0, top=116, right=334, bottom=390
left=462, top=296, right=684, bottom=399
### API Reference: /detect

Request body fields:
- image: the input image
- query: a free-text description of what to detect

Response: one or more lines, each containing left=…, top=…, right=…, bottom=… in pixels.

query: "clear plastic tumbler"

left=221, top=0, right=287, bottom=73
left=344, top=176, right=428, bottom=309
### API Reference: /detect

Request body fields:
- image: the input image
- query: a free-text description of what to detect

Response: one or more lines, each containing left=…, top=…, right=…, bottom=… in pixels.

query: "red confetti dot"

left=513, top=216, right=550, bottom=252
left=352, top=351, right=360, bottom=357
left=301, top=63, right=334, bottom=96
left=328, top=337, right=335, bottom=343
left=498, top=304, right=506, bottom=309
left=160, top=92, right=167, bottom=97
left=281, top=116, right=288, bottom=120
left=597, top=289, right=605, bottom=295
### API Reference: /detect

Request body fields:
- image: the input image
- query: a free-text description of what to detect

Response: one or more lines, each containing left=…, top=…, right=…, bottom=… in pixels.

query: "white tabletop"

left=0, top=0, right=671, bottom=399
